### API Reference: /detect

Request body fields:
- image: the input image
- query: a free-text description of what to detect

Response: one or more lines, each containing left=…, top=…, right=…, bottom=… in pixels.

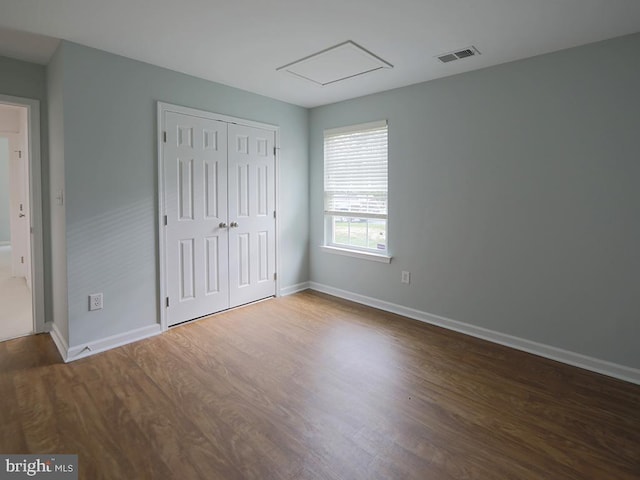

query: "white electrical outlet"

left=89, top=293, right=103, bottom=311
left=401, top=271, right=411, bottom=284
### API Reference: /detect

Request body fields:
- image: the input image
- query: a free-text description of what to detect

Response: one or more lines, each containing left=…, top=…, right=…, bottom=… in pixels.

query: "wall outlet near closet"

left=89, top=293, right=103, bottom=311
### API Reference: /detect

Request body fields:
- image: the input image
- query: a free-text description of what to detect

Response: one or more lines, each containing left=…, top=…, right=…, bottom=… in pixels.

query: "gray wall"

left=57, top=42, right=309, bottom=347
left=0, top=55, right=51, bottom=322
left=310, top=33, right=640, bottom=369
left=0, top=137, right=8, bottom=242
left=46, top=46, right=68, bottom=344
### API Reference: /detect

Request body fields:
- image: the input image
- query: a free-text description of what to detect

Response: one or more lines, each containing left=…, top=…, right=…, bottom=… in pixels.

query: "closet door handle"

left=230, top=222, right=238, bottom=228
left=219, top=222, right=228, bottom=228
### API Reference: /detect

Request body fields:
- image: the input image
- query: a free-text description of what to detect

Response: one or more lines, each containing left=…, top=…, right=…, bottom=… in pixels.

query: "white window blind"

left=324, top=120, right=388, bottom=219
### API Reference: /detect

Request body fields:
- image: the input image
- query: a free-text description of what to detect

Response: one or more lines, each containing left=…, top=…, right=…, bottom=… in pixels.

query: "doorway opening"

left=0, top=95, right=45, bottom=341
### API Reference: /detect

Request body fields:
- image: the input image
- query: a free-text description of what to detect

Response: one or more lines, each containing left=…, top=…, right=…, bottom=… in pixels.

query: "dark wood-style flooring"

left=1, top=290, right=639, bottom=479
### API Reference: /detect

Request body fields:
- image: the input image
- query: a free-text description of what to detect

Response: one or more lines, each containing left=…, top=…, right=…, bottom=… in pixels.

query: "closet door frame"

left=157, top=102, right=280, bottom=331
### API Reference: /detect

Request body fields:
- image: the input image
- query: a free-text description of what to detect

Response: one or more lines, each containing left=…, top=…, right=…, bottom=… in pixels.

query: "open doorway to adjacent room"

left=0, top=97, right=45, bottom=341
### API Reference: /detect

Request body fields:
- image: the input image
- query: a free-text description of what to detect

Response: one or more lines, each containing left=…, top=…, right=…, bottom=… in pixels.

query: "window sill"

left=320, top=245, right=392, bottom=263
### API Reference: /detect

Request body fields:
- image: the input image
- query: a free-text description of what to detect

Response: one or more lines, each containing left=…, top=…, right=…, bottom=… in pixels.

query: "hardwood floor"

left=1, top=290, right=638, bottom=479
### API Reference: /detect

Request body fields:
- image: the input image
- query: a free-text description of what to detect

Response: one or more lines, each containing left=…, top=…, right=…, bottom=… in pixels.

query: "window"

left=323, top=120, right=389, bottom=260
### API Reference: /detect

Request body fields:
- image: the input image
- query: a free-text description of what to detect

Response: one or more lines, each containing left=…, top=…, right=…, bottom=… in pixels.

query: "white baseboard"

left=308, top=282, right=640, bottom=385
left=49, top=322, right=69, bottom=362
left=279, top=281, right=310, bottom=297
left=54, top=323, right=162, bottom=363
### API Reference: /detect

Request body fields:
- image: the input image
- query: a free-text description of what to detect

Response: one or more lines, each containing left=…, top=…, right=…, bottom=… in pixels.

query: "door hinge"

left=166, top=297, right=170, bottom=307
left=273, top=272, right=277, bottom=281
left=164, top=215, right=168, bottom=226
left=19, top=203, right=23, bottom=212
left=273, top=146, right=276, bottom=156
left=21, top=256, right=24, bottom=264
left=18, top=150, right=22, bottom=159
left=163, top=131, right=167, bottom=143
left=273, top=210, right=276, bottom=219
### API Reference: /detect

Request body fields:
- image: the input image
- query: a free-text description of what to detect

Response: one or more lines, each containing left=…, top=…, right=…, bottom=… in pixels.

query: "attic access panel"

left=277, top=41, right=393, bottom=86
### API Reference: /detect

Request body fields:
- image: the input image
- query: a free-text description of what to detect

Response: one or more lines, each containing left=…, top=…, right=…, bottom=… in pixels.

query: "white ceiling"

left=0, top=0, right=639, bottom=108
left=0, top=26, right=59, bottom=65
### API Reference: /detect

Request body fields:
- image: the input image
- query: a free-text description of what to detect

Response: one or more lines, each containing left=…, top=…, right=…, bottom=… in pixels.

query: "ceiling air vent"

left=437, top=46, right=481, bottom=64
left=437, top=53, right=457, bottom=63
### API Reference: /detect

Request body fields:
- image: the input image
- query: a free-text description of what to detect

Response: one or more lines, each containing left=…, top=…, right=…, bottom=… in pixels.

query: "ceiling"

left=0, top=0, right=639, bottom=108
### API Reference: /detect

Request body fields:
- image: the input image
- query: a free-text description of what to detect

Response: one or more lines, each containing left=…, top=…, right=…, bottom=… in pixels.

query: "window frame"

left=322, top=120, right=391, bottom=262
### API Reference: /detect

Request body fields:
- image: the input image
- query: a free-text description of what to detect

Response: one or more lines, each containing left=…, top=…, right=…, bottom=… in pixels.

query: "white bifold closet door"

left=227, top=123, right=276, bottom=307
left=163, top=111, right=275, bottom=327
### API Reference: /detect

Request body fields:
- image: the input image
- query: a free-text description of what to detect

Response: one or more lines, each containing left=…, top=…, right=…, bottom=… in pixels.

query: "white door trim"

left=157, top=102, right=280, bottom=331
left=0, top=94, right=45, bottom=334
